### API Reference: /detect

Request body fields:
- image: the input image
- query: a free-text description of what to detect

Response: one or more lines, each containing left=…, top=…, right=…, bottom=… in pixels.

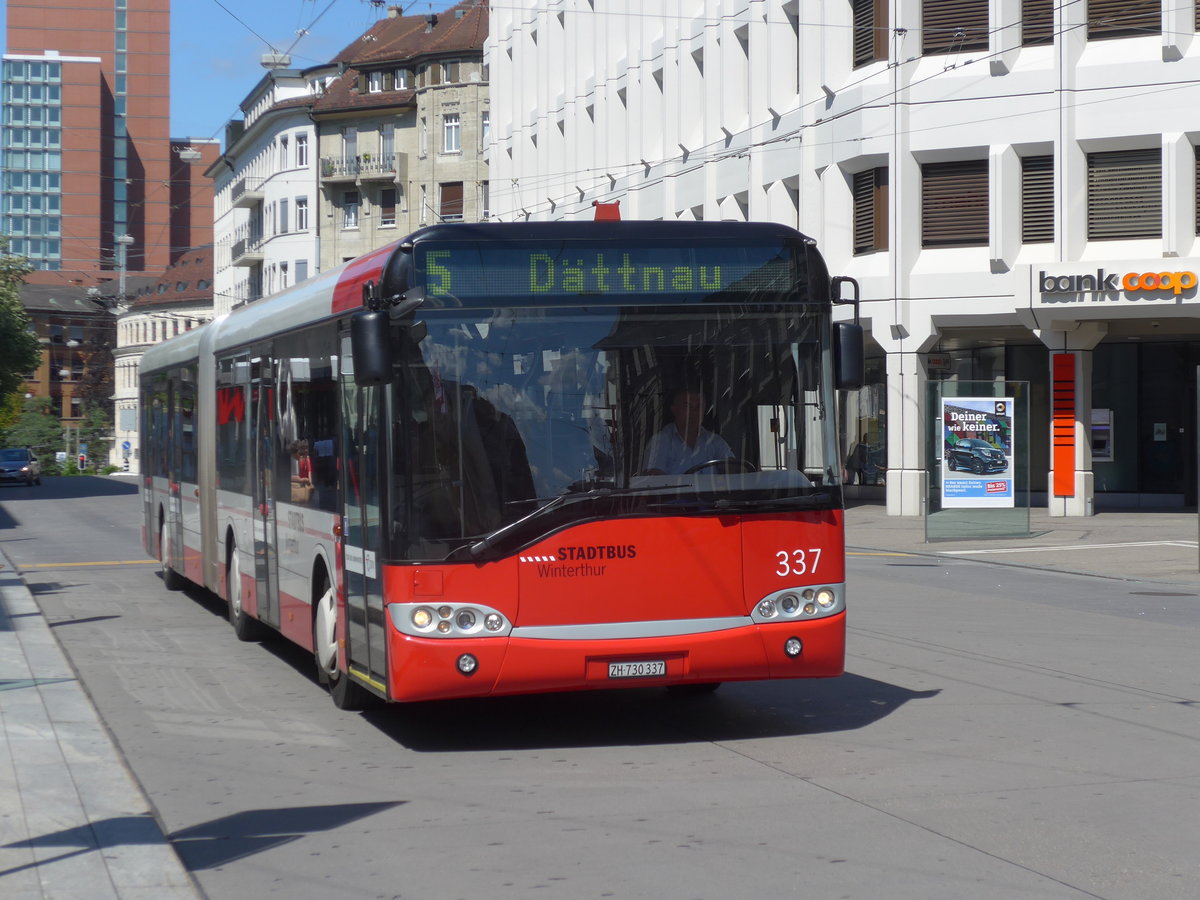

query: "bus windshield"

left=388, top=302, right=840, bottom=561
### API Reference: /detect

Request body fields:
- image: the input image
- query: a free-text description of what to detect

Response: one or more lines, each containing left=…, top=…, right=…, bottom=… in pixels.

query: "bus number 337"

left=776, top=549, right=822, bottom=577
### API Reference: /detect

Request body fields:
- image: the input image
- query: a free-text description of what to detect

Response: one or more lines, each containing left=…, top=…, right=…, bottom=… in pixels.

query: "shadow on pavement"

left=1, top=802, right=405, bottom=875
left=2, top=475, right=139, bottom=500
left=361, top=672, right=940, bottom=752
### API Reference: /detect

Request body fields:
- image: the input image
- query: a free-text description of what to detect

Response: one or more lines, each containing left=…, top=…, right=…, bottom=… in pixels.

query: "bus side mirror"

left=350, top=309, right=393, bottom=385
left=834, top=322, right=865, bottom=391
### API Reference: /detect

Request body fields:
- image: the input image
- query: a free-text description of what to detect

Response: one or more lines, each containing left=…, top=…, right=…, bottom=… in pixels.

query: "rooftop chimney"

left=425, top=13, right=438, bottom=32
left=387, top=5, right=402, bottom=17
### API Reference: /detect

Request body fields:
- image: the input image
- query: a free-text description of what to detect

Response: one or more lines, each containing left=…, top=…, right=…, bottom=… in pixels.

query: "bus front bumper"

left=384, top=613, right=845, bottom=702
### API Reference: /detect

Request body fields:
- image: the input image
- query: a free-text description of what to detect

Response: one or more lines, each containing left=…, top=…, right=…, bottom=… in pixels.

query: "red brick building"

left=3, top=0, right=217, bottom=287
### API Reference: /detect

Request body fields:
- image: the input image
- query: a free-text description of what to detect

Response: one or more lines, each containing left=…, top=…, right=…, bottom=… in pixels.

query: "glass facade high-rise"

left=2, top=0, right=214, bottom=285
left=2, top=56, right=63, bottom=269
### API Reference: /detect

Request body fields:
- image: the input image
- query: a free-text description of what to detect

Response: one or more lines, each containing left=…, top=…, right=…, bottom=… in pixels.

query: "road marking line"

left=940, top=541, right=1198, bottom=556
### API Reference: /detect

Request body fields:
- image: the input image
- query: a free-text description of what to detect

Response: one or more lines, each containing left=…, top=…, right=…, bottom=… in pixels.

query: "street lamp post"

left=115, top=233, right=135, bottom=303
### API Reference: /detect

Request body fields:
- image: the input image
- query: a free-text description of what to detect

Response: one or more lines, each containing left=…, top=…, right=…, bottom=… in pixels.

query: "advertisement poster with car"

left=941, top=398, right=1014, bottom=508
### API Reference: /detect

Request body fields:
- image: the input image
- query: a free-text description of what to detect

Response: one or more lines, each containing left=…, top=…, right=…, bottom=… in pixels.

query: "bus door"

left=339, top=336, right=388, bottom=690
left=165, top=371, right=186, bottom=571
left=250, top=356, right=281, bottom=629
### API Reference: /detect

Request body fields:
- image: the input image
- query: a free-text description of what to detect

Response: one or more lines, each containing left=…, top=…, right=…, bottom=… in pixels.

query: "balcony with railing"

left=231, top=177, right=264, bottom=209
left=320, top=152, right=406, bottom=182
left=230, top=222, right=264, bottom=266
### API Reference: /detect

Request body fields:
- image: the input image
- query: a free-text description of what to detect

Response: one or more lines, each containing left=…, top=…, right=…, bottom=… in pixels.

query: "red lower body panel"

left=385, top=613, right=845, bottom=702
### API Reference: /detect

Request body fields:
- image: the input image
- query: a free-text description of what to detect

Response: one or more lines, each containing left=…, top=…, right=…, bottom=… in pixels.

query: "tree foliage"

left=0, top=241, right=41, bottom=399
left=77, top=404, right=112, bottom=467
left=5, top=397, right=65, bottom=475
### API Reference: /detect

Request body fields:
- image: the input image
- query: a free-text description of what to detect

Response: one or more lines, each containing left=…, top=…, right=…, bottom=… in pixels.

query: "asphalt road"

left=2, top=476, right=1198, bottom=899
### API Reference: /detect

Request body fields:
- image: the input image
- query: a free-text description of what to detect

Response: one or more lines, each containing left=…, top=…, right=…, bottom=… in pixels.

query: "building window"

left=379, top=188, right=397, bottom=227
left=481, top=110, right=490, bottom=146
left=420, top=117, right=428, bottom=157
left=442, top=61, right=458, bottom=83
left=922, top=0, right=989, bottom=55
left=480, top=180, right=490, bottom=218
left=342, top=190, right=359, bottom=229
left=440, top=182, right=463, bottom=221
left=295, top=196, right=308, bottom=231
left=381, top=123, right=395, bottom=162
left=1021, top=156, right=1053, bottom=244
left=443, top=113, right=461, bottom=153
left=279, top=197, right=289, bottom=234
left=395, top=68, right=409, bottom=89
left=296, top=133, right=308, bottom=167
left=1088, top=149, right=1160, bottom=240
left=853, top=0, right=888, bottom=67
left=852, top=167, right=888, bottom=254
left=1195, top=146, right=1200, bottom=236
left=1021, top=0, right=1054, bottom=46
left=921, top=159, right=988, bottom=247
left=341, top=126, right=357, bottom=162
left=279, top=135, right=288, bottom=168
left=368, top=71, right=383, bottom=92
left=1088, top=0, right=1159, bottom=40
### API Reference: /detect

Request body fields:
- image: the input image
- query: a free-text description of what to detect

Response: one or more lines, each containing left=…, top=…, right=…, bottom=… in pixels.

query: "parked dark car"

left=945, top=438, right=1007, bottom=474
left=0, top=448, right=41, bottom=485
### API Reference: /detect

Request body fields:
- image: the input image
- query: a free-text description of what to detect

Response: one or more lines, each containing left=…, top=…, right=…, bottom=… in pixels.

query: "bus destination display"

left=419, top=242, right=798, bottom=303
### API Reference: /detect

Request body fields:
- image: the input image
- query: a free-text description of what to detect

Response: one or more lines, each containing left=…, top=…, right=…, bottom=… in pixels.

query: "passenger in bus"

left=289, top=439, right=313, bottom=504
left=642, top=386, right=734, bottom=475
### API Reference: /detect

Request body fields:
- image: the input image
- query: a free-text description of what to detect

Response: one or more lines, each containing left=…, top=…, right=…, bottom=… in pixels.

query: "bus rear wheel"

left=227, top=544, right=264, bottom=642
left=158, top=518, right=186, bottom=591
left=313, top=577, right=375, bottom=710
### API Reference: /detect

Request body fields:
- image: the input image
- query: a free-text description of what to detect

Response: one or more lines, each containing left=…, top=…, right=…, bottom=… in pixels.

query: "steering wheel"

left=684, top=458, right=758, bottom=475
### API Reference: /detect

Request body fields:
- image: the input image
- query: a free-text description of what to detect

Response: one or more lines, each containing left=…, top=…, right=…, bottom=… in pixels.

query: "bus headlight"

left=392, top=603, right=511, bottom=638
left=751, top=585, right=844, bottom=623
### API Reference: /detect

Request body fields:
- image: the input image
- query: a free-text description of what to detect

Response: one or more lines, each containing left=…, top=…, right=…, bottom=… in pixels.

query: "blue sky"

left=2, top=0, right=461, bottom=142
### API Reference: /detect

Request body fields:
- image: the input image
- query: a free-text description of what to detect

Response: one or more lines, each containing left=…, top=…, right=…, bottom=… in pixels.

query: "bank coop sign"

left=1039, top=268, right=1198, bottom=297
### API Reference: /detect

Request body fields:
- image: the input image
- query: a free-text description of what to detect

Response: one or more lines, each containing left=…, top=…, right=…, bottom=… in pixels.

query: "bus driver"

left=642, top=386, right=733, bottom=475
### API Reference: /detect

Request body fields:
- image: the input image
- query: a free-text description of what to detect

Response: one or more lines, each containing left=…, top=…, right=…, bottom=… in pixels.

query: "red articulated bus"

left=141, top=221, right=863, bottom=709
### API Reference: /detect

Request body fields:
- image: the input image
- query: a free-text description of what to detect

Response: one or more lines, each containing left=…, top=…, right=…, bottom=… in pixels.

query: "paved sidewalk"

left=846, top=502, right=1200, bottom=586
left=0, top=548, right=200, bottom=900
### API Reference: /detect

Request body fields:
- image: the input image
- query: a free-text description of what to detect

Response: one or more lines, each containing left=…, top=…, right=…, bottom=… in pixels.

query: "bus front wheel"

left=313, top=577, right=374, bottom=710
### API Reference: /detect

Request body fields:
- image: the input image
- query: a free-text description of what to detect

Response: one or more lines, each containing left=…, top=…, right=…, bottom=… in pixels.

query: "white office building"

left=209, top=68, right=323, bottom=316
left=488, top=1, right=1200, bottom=516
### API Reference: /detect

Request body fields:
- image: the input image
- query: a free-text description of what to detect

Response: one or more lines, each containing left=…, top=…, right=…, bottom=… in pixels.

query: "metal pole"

left=116, top=233, right=134, bottom=306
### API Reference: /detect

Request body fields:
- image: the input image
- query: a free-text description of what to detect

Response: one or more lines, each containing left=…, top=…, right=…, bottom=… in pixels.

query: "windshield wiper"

left=464, top=484, right=689, bottom=560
